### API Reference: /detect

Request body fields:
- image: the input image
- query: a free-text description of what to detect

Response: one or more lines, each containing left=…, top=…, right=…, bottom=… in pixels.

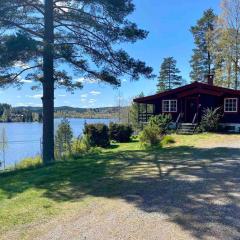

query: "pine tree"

left=190, top=9, right=217, bottom=82
left=157, top=57, right=183, bottom=92
left=0, top=0, right=153, bottom=163
left=55, top=118, right=73, bottom=159
left=129, top=92, right=144, bottom=130
left=213, top=0, right=240, bottom=89
left=2, top=109, right=11, bottom=122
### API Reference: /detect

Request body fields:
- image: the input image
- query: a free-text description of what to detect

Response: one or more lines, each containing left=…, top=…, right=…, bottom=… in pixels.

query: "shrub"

left=109, top=123, right=133, bottom=143
left=84, top=123, right=110, bottom=148
left=161, top=135, right=175, bottom=146
left=149, top=114, right=172, bottom=135
left=55, top=118, right=73, bottom=159
left=139, top=124, right=161, bottom=147
left=14, top=156, right=42, bottom=170
left=72, top=135, right=91, bottom=155
left=139, top=114, right=172, bottom=148
left=200, top=107, right=223, bottom=132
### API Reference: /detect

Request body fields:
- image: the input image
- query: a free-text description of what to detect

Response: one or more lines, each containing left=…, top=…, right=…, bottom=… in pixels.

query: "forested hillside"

left=0, top=104, right=129, bottom=122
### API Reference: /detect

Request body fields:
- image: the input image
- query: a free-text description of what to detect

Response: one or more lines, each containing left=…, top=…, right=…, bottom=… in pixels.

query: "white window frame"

left=224, top=98, right=238, bottom=113
left=162, top=100, right=177, bottom=113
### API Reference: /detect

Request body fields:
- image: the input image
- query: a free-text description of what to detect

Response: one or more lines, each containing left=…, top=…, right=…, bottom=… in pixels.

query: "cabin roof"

left=133, top=82, right=240, bottom=104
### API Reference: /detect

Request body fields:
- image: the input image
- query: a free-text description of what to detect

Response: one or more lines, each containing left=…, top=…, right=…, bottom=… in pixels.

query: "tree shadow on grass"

left=1, top=146, right=240, bottom=239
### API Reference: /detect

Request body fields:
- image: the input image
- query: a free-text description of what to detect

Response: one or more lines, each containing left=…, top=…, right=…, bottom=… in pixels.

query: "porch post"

left=197, top=94, right=201, bottom=123
left=137, top=103, right=140, bottom=123
left=145, top=104, right=148, bottom=122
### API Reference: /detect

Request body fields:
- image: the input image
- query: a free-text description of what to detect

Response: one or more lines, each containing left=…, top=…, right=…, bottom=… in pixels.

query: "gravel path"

left=3, top=139, right=240, bottom=240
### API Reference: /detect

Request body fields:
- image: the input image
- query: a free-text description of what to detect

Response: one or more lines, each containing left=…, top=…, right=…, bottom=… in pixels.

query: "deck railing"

left=138, top=113, right=155, bottom=123
left=192, top=113, right=197, bottom=124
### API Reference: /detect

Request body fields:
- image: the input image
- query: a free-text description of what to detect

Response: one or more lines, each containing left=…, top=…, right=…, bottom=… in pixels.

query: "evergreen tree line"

left=158, top=0, right=240, bottom=92
left=0, top=103, right=42, bottom=122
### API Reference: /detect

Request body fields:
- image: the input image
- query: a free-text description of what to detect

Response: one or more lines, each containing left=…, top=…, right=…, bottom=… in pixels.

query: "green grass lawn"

left=0, top=141, right=140, bottom=235
left=1, top=133, right=240, bottom=237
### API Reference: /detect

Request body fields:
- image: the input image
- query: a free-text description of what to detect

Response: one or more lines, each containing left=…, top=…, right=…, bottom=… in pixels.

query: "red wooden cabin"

left=134, top=77, right=240, bottom=133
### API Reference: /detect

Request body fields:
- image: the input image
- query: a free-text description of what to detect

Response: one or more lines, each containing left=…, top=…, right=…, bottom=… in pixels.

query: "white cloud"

left=75, top=77, right=97, bottom=84
left=122, top=79, right=127, bottom=83
left=26, top=94, right=42, bottom=99
left=14, top=61, right=30, bottom=69
left=81, top=94, right=88, bottom=98
left=56, top=1, right=70, bottom=12
left=90, top=90, right=101, bottom=96
left=15, top=102, right=41, bottom=107
left=15, top=102, right=26, bottom=106
left=58, top=94, right=66, bottom=97
left=20, top=79, right=33, bottom=84
left=80, top=98, right=86, bottom=102
left=89, top=99, right=96, bottom=103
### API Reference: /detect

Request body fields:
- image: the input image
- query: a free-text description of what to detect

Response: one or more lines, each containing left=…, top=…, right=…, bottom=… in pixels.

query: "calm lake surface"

left=0, top=118, right=112, bottom=168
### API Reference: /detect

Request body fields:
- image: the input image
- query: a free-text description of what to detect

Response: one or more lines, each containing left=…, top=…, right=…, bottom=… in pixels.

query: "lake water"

left=0, top=118, right=112, bottom=168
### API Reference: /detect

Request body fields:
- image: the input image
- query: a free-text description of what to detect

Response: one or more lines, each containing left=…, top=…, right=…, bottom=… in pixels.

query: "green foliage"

left=72, top=135, right=92, bottom=156
left=84, top=123, right=110, bottom=148
left=109, top=123, right=133, bottom=143
left=55, top=119, right=73, bottom=159
left=139, top=114, right=172, bottom=147
left=190, top=9, right=217, bottom=82
left=212, top=0, right=240, bottom=90
left=200, top=107, right=223, bottom=132
left=149, top=114, right=172, bottom=135
left=139, top=124, right=161, bottom=147
left=0, top=0, right=154, bottom=163
left=0, top=103, right=42, bottom=123
left=129, top=92, right=144, bottom=131
left=161, top=135, right=175, bottom=146
left=157, top=57, right=183, bottom=92
left=13, top=156, right=42, bottom=170
left=0, top=103, right=11, bottom=116
left=0, top=1, right=153, bottom=89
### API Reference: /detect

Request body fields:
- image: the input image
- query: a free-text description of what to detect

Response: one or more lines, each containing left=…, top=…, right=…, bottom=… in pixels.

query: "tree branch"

left=11, top=64, right=41, bottom=82
left=0, top=19, right=43, bottom=38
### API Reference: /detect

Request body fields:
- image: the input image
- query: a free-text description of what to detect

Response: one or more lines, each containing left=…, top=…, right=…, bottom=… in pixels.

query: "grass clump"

left=161, top=135, right=175, bottom=146
left=13, top=156, right=42, bottom=170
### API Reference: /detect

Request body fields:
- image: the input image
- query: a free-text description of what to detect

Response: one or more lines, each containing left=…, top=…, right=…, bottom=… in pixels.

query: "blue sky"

left=1, top=0, right=221, bottom=108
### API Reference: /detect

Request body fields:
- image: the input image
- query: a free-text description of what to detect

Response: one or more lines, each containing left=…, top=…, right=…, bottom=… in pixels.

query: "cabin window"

left=162, top=100, right=177, bottom=112
left=224, top=98, right=238, bottom=113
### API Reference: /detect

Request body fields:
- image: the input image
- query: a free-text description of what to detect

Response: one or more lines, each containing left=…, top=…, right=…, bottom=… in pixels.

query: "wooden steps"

left=177, top=123, right=197, bottom=135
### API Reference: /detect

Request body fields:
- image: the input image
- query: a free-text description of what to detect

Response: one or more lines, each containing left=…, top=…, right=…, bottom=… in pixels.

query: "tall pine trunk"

left=42, top=0, right=54, bottom=163
left=207, top=50, right=211, bottom=76
left=227, top=62, right=232, bottom=88
left=234, top=61, right=238, bottom=90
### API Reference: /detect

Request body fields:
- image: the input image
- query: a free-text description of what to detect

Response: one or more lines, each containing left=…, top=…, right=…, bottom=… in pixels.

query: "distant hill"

left=14, top=106, right=127, bottom=113
left=13, top=106, right=129, bottom=119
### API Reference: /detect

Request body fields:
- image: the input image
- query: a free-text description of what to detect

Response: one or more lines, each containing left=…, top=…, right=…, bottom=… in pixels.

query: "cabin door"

left=185, top=97, right=198, bottom=123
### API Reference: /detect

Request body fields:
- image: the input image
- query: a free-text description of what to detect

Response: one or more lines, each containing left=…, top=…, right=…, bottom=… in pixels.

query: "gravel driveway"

left=3, top=138, right=240, bottom=240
